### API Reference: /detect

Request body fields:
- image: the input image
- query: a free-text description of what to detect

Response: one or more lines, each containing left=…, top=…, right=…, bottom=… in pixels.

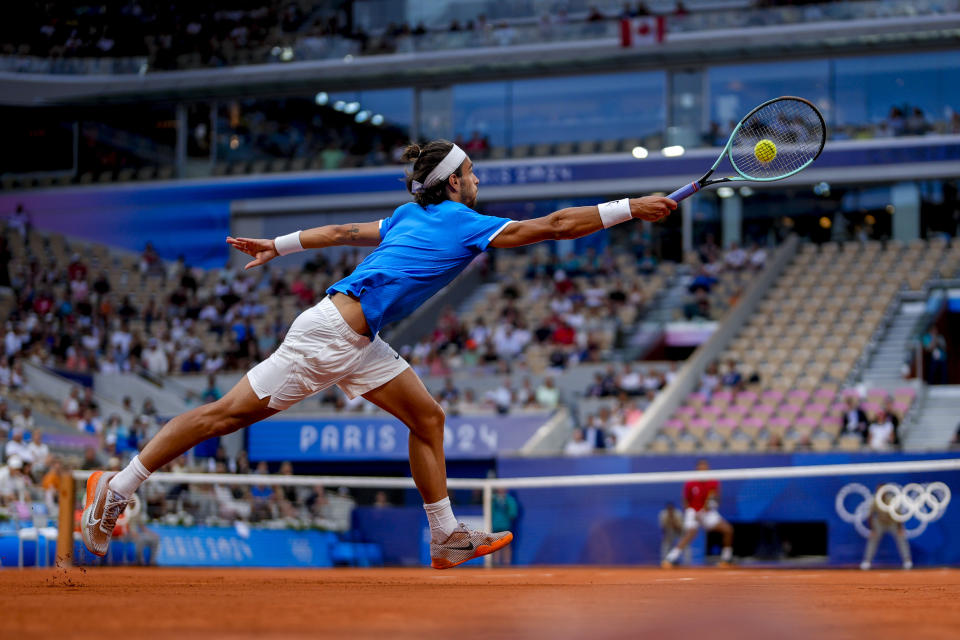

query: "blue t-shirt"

left=327, top=200, right=513, bottom=337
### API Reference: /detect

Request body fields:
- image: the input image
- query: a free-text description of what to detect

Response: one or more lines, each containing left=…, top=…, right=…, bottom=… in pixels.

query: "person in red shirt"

left=662, top=459, right=734, bottom=568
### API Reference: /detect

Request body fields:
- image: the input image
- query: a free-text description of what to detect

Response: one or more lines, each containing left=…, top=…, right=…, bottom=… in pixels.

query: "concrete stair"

left=903, top=385, right=960, bottom=451
left=861, top=300, right=924, bottom=386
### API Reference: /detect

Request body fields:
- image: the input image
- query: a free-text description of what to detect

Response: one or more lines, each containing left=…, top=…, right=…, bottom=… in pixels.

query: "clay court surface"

left=3, top=566, right=958, bottom=639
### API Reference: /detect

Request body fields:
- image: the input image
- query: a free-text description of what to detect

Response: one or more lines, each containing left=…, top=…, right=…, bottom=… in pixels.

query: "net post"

left=482, top=481, right=493, bottom=568
left=56, top=470, right=76, bottom=567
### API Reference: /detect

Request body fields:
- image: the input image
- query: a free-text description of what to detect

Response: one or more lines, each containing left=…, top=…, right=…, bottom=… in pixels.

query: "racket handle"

left=667, top=182, right=700, bottom=203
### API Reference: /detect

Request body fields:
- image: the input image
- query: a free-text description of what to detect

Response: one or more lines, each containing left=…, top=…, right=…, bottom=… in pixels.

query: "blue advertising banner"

left=152, top=525, right=337, bottom=567
left=496, top=453, right=960, bottom=567
left=248, top=414, right=548, bottom=461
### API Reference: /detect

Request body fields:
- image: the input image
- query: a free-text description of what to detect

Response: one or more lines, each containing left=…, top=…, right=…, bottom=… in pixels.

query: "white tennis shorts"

left=247, top=296, right=409, bottom=410
left=683, top=507, right=723, bottom=531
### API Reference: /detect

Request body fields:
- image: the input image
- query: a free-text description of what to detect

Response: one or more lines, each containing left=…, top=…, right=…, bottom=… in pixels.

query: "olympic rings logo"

left=835, top=482, right=951, bottom=539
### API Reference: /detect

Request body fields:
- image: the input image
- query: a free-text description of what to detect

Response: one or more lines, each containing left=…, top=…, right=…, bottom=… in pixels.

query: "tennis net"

left=47, top=458, right=959, bottom=569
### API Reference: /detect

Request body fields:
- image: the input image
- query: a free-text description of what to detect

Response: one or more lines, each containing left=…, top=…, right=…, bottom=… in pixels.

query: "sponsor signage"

left=152, top=525, right=336, bottom=567
left=248, top=414, right=547, bottom=461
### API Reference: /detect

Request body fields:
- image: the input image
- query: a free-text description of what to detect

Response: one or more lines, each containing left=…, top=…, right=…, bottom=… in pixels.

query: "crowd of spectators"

left=398, top=246, right=659, bottom=380
left=694, top=358, right=757, bottom=398
left=0, top=2, right=656, bottom=70
left=826, top=105, right=960, bottom=142
left=0, top=352, right=367, bottom=532
left=6, top=0, right=952, bottom=74
left=839, top=393, right=903, bottom=452
left=2, top=217, right=369, bottom=381
left=682, top=237, right=766, bottom=322
left=2, top=0, right=318, bottom=70
left=0, top=435, right=365, bottom=536
left=564, top=361, right=678, bottom=455
left=4, top=213, right=697, bottom=473
left=430, top=374, right=564, bottom=418
left=3, top=214, right=682, bottom=438
left=0, top=403, right=62, bottom=513
left=708, top=103, right=960, bottom=149
left=1, top=355, right=372, bottom=532
left=137, top=456, right=361, bottom=531
left=1, top=357, right=169, bottom=513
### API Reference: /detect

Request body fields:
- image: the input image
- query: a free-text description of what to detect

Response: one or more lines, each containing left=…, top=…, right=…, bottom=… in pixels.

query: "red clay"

left=3, top=566, right=958, bottom=639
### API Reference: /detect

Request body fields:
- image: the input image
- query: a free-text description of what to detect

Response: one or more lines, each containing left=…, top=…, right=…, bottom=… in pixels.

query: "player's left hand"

left=226, top=236, right=278, bottom=270
left=629, top=196, right=677, bottom=222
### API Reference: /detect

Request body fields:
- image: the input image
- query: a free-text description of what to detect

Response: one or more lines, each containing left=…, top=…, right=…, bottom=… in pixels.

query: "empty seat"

left=837, top=434, right=863, bottom=451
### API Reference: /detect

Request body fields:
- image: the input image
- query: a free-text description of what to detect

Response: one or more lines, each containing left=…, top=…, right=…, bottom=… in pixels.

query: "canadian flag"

left=620, top=17, right=666, bottom=46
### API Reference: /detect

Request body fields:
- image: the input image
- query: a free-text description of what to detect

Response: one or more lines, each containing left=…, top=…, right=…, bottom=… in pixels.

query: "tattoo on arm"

left=349, top=224, right=360, bottom=240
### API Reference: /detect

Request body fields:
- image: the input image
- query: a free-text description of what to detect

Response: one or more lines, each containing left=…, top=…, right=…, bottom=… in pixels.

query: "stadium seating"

left=724, top=239, right=959, bottom=391
left=651, top=238, right=960, bottom=453
left=652, top=384, right=920, bottom=454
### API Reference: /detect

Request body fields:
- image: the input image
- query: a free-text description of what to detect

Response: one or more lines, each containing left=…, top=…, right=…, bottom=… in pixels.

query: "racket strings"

left=729, top=99, right=825, bottom=180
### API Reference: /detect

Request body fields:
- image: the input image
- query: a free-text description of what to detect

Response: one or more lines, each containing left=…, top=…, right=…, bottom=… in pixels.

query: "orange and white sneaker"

left=80, top=471, right=132, bottom=557
left=430, top=523, right=513, bottom=570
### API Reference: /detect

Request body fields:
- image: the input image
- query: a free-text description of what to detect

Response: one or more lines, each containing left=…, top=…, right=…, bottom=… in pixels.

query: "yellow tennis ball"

left=755, top=139, right=777, bottom=163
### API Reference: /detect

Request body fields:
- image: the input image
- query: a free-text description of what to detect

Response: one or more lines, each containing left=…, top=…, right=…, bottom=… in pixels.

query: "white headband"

left=410, top=144, right=467, bottom=194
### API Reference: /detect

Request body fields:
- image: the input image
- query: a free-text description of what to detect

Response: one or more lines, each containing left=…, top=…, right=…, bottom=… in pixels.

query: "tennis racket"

left=667, top=96, right=826, bottom=203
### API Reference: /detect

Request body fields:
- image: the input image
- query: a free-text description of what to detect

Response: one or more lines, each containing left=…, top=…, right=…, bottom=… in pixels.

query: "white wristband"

left=273, top=231, right=304, bottom=256
left=597, top=199, right=633, bottom=228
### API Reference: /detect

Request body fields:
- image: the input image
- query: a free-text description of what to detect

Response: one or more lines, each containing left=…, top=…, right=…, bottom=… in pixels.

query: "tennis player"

left=81, top=139, right=676, bottom=569
left=662, top=459, right=734, bottom=568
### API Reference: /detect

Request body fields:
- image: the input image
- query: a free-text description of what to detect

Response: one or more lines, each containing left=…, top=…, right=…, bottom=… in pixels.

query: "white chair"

left=17, top=525, right=57, bottom=568
left=17, top=527, right=38, bottom=569
left=37, top=526, right=58, bottom=567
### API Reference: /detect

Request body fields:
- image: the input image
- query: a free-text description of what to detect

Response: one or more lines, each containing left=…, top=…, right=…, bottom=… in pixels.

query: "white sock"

left=721, top=546, right=733, bottom=562
left=108, top=455, right=151, bottom=499
left=423, top=496, right=458, bottom=542
left=665, top=547, right=681, bottom=563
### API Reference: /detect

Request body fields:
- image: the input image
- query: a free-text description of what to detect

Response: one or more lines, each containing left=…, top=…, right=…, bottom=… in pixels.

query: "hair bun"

left=400, top=143, right=422, bottom=163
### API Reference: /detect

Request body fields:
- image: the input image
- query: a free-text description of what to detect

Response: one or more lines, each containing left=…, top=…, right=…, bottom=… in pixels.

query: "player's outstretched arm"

left=301, top=221, right=382, bottom=248
left=489, top=196, right=676, bottom=249
left=226, top=221, right=381, bottom=270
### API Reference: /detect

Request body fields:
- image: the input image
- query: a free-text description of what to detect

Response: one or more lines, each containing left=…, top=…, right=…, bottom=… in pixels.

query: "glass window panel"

left=833, top=53, right=960, bottom=130
left=452, top=81, right=509, bottom=147
left=510, top=72, right=666, bottom=146
left=708, top=60, right=830, bottom=132
left=360, top=89, right=414, bottom=130
left=419, top=87, right=453, bottom=142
